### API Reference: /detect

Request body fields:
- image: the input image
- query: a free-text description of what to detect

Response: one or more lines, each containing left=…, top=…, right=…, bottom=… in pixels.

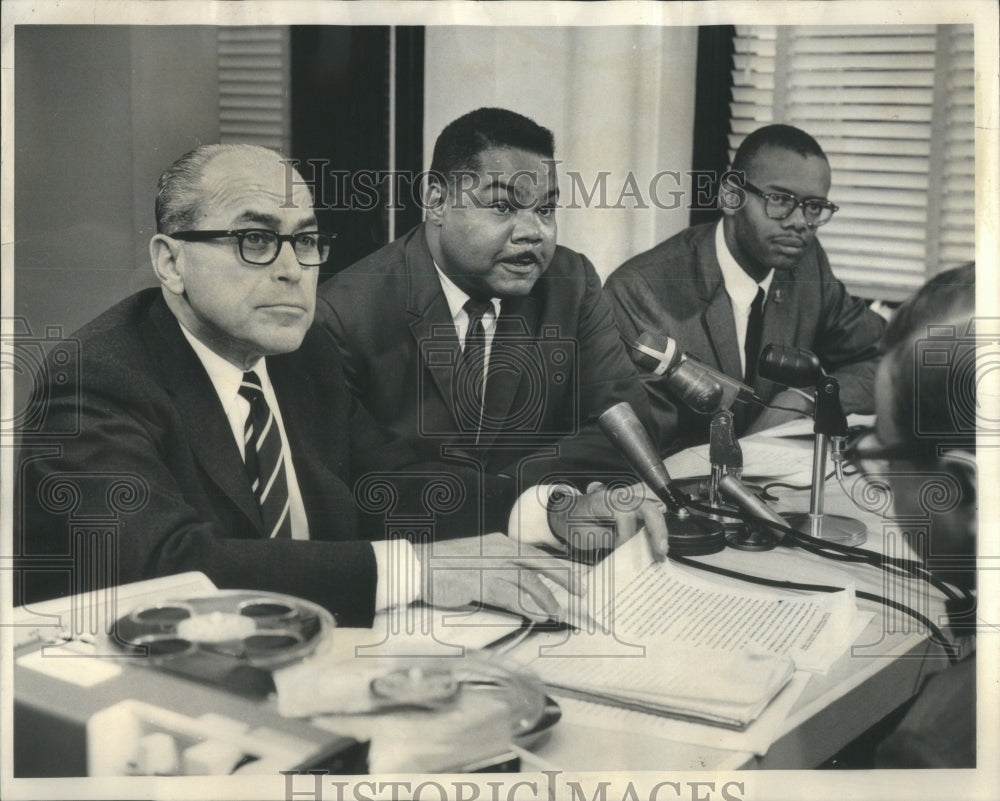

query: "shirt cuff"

left=372, top=538, right=423, bottom=611
left=507, top=484, right=580, bottom=549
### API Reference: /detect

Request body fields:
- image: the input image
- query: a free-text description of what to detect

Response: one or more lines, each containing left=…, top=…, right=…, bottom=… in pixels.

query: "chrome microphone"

left=598, top=402, right=726, bottom=556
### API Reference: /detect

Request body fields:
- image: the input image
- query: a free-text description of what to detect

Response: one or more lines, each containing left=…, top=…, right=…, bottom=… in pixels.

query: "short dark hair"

left=731, top=124, right=827, bottom=175
left=429, top=107, right=555, bottom=184
left=155, top=143, right=285, bottom=234
left=880, top=262, right=977, bottom=453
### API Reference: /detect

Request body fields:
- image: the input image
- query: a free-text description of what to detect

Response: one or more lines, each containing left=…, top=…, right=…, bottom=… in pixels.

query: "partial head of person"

left=852, top=263, right=977, bottom=590
left=719, top=124, right=837, bottom=282
left=424, top=107, right=559, bottom=300
left=150, top=143, right=333, bottom=369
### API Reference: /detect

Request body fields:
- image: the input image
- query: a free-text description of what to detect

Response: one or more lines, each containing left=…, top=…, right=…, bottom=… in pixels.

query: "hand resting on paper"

left=413, top=533, right=585, bottom=623
left=546, top=482, right=669, bottom=561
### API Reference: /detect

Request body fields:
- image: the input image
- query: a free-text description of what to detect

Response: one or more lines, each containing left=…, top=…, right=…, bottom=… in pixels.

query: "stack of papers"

left=517, top=534, right=860, bottom=730
left=530, top=642, right=795, bottom=730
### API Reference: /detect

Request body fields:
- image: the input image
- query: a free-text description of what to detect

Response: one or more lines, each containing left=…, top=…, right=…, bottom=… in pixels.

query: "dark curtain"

left=291, top=27, right=424, bottom=280
left=689, top=26, right=736, bottom=228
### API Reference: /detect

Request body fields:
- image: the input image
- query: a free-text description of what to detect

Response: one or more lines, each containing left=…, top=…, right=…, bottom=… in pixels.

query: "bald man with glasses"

left=605, top=124, right=887, bottom=448
left=15, top=143, right=611, bottom=627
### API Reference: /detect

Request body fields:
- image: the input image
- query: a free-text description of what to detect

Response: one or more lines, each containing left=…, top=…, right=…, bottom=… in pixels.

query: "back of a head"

left=429, top=107, right=555, bottom=181
left=731, top=124, right=827, bottom=175
left=880, top=262, right=977, bottom=455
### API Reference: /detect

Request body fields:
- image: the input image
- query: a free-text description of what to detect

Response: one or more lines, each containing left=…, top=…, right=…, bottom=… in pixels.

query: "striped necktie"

left=238, top=371, right=292, bottom=538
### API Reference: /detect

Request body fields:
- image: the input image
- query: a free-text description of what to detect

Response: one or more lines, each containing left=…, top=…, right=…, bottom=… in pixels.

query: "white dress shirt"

left=715, top=221, right=775, bottom=376
left=179, top=324, right=418, bottom=610
left=433, top=263, right=501, bottom=358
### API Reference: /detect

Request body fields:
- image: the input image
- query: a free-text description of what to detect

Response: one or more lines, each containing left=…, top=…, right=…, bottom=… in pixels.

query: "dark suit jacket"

left=605, top=222, right=886, bottom=448
left=316, top=225, right=656, bottom=490
left=15, top=290, right=516, bottom=625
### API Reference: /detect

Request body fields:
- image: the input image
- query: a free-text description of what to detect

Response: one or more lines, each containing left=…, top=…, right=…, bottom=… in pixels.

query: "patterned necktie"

left=456, top=298, right=492, bottom=436
left=238, top=371, right=292, bottom=538
left=744, top=286, right=766, bottom=384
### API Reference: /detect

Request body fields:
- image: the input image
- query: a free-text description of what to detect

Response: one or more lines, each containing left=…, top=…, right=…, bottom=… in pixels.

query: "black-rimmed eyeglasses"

left=169, top=229, right=335, bottom=267
left=743, top=182, right=839, bottom=227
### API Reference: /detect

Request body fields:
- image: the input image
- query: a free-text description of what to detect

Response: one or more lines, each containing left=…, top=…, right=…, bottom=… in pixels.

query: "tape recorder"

left=13, top=576, right=550, bottom=777
left=14, top=588, right=367, bottom=777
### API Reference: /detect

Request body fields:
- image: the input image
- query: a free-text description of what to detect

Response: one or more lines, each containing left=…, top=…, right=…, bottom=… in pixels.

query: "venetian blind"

left=730, top=25, right=974, bottom=302
left=217, top=27, right=291, bottom=154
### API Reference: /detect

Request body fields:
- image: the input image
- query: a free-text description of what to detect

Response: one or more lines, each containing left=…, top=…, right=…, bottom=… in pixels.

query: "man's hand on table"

left=412, top=533, right=585, bottom=623
left=546, top=482, right=669, bottom=561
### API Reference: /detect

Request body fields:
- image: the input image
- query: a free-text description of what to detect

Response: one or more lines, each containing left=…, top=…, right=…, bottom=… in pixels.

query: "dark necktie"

left=744, top=286, right=766, bottom=384
left=456, top=298, right=492, bottom=435
left=238, top=371, right=292, bottom=538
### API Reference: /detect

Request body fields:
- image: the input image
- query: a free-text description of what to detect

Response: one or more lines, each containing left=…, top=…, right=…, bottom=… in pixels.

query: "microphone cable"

left=666, top=550, right=962, bottom=665
left=680, top=499, right=968, bottom=664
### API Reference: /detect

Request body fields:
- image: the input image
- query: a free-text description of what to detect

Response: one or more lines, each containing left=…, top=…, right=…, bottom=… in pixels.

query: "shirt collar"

left=433, top=263, right=502, bottom=322
left=715, top=220, right=775, bottom=311
left=178, top=323, right=268, bottom=413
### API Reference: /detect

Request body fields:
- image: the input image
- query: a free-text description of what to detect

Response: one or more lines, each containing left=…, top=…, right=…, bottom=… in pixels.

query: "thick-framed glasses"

left=169, top=229, right=335, bottom=267
left=743, top=181, right=839, bottom=227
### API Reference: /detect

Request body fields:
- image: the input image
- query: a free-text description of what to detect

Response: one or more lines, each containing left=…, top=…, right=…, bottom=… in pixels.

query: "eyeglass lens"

left=240, top=231, right=331, bottom=266
left=764, top=194, right=834, bottom=225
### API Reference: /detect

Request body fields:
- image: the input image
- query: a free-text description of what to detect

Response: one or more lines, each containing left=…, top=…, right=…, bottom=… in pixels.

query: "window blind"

left=730, top=25, right=974, bottom=302
left=218, top=27, right=291, bottom=154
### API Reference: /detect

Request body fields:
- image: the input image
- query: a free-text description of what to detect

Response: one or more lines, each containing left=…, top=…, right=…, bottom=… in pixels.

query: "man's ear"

left=950, top=455, right=978, bottom=540
left=150, top=234, right=186, bottom=295
left=718, top=170, right=745, bottom=218
left=423, top=176, right=448, bottom=226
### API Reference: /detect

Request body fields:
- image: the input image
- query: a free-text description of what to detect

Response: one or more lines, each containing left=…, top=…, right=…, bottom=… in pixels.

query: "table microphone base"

left=725, top=524, right=779, bottom=551
left=666, top=511, right=726, bottom=556
left=783, top=512, right=867, bottom=546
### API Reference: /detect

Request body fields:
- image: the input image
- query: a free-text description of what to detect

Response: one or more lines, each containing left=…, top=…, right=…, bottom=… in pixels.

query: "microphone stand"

left=709, top=411, right=779, bottom=551
left=783, top=377, right=867, bottom=545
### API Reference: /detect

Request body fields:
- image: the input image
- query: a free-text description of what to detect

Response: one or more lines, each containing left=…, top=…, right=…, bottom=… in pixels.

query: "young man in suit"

left=317, top=108, right=658, bottom=515
left=16, top=144, right=667, bottom=626
left=605, top=124, right=887, bottom=448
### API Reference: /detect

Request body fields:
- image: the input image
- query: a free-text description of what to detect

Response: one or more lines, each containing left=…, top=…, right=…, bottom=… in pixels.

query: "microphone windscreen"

left=758, top=344, right=822, bottom=388
left=598, top=402, right=684, bottom=512
left=629, top=332, right=683, bottom=376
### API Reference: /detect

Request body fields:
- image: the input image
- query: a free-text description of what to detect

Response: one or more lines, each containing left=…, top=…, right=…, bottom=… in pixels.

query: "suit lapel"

left=695, top=229, right=743, bottom=380
left=404, top=235, right=464, bottom=424
left=144, top=299, right=263, bottom=534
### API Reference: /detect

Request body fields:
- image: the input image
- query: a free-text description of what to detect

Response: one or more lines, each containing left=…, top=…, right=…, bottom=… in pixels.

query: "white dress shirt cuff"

left=372, top=538, right=423, bottom=611
left=507, top=484, right=581, bottom=549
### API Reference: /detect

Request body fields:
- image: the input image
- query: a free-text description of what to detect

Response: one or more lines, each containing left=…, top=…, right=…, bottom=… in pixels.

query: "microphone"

left=718, top=474, right=788, bottom=543
left=757, top=344, right=823, bottom=388
left=627, top=332, right=756, bottom=414
left=598, top=402, right=726, bottom=556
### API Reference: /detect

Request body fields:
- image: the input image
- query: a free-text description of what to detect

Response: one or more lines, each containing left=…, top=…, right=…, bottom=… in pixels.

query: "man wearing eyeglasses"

left=844, top=262, right=977, bottom=768
left=605, top=124, right=887, bottom=446
left=16, top=143, right=620, bottom=626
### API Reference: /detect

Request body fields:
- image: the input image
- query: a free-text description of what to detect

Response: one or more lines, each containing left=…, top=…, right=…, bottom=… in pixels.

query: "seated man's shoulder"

left=318, top=227, right=418, bottom=303
left=64, top=289, right=162, bottom=371
left=607, top=223, right=712, bottom=287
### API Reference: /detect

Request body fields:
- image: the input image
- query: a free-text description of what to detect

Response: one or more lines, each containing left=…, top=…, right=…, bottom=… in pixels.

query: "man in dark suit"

left=605, top=124, right=886, bottom=448
left=845, top=263, right=977, bottom=767
left=317, top=108, right=657, bottom=518
left=17, top=143, right=656, bottom=627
